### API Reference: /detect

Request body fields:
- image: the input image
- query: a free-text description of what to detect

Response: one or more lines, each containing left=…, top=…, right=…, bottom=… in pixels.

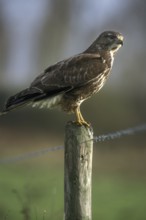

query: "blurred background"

left=0, top=0, right=146, bottom=219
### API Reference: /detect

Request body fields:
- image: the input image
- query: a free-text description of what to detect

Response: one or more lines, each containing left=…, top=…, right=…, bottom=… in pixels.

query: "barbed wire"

left=0, top=123, right=146, bottom=164
left=0, top=145, right=63, bottom=164
left=94, top=123, right=146, bottom=142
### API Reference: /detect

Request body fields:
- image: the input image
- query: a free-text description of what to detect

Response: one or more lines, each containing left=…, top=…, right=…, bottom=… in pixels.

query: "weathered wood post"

left=64, top=122, right=93, bottom=220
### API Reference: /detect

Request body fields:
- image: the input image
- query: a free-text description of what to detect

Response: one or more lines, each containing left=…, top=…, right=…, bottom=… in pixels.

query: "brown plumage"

left=1, top=31, right=124, bottom=126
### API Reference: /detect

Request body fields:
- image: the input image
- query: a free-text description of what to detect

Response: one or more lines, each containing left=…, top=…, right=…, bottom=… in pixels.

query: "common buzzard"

left=1, top=31, right=124, bottom=126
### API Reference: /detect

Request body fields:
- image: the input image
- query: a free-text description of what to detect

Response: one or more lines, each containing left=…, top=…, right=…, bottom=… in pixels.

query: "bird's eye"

left=108, top=35, right=116, bottom=40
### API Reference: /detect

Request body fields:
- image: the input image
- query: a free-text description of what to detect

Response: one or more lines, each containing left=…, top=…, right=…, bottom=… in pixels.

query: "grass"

left=0, top=163, right=64, bottom=220
left=0, top=159, right=146, bottom=220
left=92, top=175, right=146, bottom=220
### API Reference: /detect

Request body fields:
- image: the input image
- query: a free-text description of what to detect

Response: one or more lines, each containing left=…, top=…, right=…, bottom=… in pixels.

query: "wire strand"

left=0, top=145, right=64, bottom=164
left=94, top=123, right=146, bottom=142
left=0, top=123, right=146, bottom=164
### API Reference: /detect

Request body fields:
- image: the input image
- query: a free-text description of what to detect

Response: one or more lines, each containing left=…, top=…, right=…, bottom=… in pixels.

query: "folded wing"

left=2, top=53, right=107, bottom=113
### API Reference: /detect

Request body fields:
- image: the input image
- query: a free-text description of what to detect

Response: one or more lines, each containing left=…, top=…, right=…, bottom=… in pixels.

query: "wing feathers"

left=3, top=87, right=44, bottom=112
left=31, top=53, right=107, bottom=92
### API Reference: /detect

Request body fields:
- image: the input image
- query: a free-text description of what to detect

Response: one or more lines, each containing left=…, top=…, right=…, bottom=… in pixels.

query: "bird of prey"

left=1, top=31, right=123, bottom=126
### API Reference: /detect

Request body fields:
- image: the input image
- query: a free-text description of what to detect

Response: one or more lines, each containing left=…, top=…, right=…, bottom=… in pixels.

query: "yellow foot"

left=73, top=120, right=90, bottom=127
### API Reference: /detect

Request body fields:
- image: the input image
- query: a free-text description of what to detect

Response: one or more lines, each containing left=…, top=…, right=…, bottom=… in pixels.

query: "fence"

left=0, top=123, right=146, bottom=164
left=0, top=122, right=146, bottom=220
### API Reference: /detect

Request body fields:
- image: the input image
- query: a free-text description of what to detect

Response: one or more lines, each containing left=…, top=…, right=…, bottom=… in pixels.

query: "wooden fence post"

left=64, top=122, right=93, bottom=220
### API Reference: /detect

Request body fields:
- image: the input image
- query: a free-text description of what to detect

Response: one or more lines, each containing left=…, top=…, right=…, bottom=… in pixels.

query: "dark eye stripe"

left=108, top=35, right=116, bottom=39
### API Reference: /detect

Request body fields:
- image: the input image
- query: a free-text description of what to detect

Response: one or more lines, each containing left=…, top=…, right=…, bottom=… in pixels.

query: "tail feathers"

left=1, top=87, right=44, bottom=113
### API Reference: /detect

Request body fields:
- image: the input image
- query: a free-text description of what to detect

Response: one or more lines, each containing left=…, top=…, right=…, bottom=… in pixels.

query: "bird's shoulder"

left=44, top=52, right=103, bottom=73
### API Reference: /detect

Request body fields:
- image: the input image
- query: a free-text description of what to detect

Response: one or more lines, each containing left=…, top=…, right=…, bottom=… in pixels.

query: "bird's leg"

left=78, top=111, right=86, bottom=122
left=79, top=111, right=90, bottom=127
left=74, top=107, right=90, bottom=127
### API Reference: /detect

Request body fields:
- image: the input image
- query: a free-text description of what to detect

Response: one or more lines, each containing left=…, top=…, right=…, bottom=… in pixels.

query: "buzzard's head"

left=97, top=31, right=124, bottom=52
left=86, top=31, right=124, bottom=54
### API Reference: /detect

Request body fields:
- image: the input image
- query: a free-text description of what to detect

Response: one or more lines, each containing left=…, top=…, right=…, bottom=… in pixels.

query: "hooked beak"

left=117, top=35, right=124, bottom=46
left=118, top=39, right=123, bottom=46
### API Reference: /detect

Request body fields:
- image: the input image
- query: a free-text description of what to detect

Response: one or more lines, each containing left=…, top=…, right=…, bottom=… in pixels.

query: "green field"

left=0, top=147, right=146, bottom=220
